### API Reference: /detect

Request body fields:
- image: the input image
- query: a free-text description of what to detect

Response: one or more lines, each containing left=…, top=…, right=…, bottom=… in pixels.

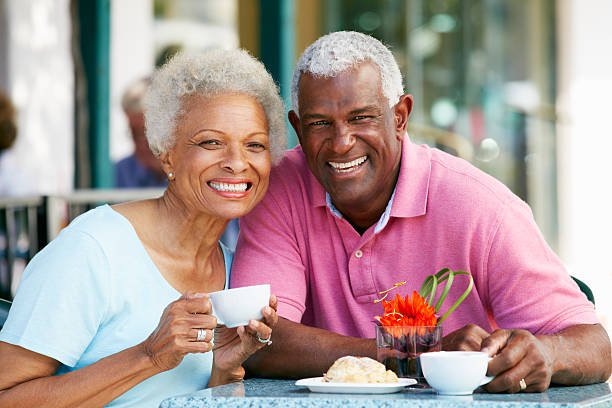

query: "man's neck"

left=331, top=190, right=396, bottom=235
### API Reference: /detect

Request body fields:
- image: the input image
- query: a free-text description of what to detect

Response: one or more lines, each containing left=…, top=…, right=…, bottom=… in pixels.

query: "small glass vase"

left=375, top=325, right=443, bottom=385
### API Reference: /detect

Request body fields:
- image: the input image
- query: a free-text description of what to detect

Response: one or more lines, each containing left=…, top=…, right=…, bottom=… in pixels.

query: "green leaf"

left=434, top=269, right=454, bottom=313
left=438, top=271, right=473, bottom=325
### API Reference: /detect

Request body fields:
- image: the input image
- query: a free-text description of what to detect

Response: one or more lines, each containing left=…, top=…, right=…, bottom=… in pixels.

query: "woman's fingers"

left=181, top=292, right=213, bottom=315
left=188, top=328, right=215, bottom=343
left=269, top=294, right=278, bottom=311
left=261, top=294, right=279, bottom=327
left=143, top=294, right=220, bottom=371
left=243, top=319, right=273, bottom=345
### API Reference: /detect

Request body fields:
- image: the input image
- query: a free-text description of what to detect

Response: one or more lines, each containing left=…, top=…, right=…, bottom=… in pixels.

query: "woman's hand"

left=210, top=294, right=278, bottom=383
left=141, top=292, right=217, bottom=372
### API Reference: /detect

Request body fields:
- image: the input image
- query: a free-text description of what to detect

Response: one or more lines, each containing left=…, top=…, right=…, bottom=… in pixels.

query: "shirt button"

left=355, top=250, right=363, bottom=258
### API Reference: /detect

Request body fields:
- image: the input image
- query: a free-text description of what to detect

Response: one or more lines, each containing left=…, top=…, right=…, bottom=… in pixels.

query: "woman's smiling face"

left=162, top=92, right=271, bottom=219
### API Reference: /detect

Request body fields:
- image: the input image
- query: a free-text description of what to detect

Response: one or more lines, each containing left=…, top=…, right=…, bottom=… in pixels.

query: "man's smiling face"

left=290, top=62, right=411, bottom=229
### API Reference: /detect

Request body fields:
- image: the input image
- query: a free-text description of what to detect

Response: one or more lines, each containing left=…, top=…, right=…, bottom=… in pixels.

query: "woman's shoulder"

left=63, top=204, right=133, bottom=241
left=47, top=204, right=140, bottom=264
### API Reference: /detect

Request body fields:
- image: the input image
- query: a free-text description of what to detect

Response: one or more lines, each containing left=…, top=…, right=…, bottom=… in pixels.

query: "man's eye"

left=352, top=115, right=370, bottom=121
left=309, top=120, right=329, bottom=127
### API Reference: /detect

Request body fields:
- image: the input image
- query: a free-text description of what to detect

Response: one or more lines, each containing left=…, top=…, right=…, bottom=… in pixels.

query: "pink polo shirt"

left=231, top=138, right=598, bottom=338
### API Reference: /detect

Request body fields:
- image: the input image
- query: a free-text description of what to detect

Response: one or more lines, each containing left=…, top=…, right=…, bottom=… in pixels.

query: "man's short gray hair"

left=145, top=49, right=287, bottom=163
left=291, top=31, right=404, bottom=114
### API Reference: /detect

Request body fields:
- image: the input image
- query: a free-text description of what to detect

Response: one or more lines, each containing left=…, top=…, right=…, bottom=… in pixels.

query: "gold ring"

left=519, top=378, right=527, bottom=391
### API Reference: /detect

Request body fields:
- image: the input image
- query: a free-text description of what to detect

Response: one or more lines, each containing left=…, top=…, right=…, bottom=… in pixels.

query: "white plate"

left=295, top=377, right=416, bottom=394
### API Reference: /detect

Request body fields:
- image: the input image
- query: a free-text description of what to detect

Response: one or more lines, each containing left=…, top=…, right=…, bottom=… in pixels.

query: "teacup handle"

left=480, top=356, right=494, bottom=385
left=480, top=375, right=494, bottom=386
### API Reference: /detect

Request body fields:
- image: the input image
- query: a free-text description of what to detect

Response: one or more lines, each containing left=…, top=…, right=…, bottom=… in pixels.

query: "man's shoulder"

left=427, top=146, right=519, bottom=206
left=268, top=146, right=314, bottom=192
left=271, top=146, right=308, bottom=174
left=248, top=145, right=324, bottom=217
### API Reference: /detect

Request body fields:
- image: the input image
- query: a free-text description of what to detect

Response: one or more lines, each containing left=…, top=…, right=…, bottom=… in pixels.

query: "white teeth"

left=328, top=156, right=367, bottom=171
left=209, top=182, right=248, bottom=192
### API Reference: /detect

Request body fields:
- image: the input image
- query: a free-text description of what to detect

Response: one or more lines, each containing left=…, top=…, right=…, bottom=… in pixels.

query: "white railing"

left=0, top=188, right=165, bottom=299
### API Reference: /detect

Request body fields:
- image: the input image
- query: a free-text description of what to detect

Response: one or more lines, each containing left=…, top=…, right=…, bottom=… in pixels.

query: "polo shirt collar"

left=391, top=135, right=430, bottom=218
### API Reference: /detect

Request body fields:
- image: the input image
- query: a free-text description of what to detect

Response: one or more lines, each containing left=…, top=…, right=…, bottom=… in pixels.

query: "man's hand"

left=481, top=329, right=554, bottom=393
left=443, top=323, right=611, bottom=393
left=442, top=324, right=490, bottom=351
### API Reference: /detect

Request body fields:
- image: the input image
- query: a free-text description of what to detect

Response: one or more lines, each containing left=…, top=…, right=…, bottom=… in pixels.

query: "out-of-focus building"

left=0, top=0, right=610, bottom=325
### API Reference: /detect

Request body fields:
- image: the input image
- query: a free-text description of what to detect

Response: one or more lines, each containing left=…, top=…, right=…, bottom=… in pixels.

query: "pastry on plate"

left=323, top=356, right=398, bottom=383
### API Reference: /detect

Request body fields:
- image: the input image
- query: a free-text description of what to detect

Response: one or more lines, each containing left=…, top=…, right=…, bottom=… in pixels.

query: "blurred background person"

left=0, top=89, right=17, bottom=155
left=0, top=89, right=18, bottom=196
left=114, top=77, right=167, bottom=189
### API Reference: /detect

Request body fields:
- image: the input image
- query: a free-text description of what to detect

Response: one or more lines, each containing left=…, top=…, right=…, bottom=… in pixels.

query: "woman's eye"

left=199, top=140, right=222, bottom=148
left=247, top=142, right=266, bottom=152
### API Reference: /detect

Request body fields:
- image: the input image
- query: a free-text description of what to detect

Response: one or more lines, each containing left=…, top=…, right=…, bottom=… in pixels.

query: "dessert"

left=323, top=356, right=398, bottom=383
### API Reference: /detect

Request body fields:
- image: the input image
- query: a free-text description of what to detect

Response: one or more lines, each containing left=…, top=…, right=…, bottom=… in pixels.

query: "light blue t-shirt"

left=0, top=205, right=232, bottom=407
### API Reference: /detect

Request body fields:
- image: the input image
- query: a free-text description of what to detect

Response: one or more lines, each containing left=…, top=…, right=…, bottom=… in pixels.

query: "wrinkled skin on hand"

left=212, top=295, right=279, bottom=381
left=442, top=324, right=490, bottom=352
left=443, top=325, right=554, bottom=393
left=141, top=292, right=217, bottom=372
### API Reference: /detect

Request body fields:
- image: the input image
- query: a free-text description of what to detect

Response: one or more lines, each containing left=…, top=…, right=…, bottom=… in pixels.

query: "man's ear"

left=394, top=94, right=413, bottom=136
left=288, top=110, right=303, bottom=145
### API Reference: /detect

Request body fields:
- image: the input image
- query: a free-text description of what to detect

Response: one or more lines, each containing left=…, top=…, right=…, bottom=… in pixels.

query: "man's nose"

left=329, top=122, right=355, bottom=154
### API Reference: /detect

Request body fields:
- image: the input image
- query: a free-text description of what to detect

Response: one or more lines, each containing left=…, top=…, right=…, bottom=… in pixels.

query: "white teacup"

left=420, top=351, right=493, bottom=395
left=209, top=284, right=270, bottom=328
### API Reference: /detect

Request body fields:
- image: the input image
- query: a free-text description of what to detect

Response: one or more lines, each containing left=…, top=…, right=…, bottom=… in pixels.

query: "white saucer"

left=295, top=377, right=416, bottom=394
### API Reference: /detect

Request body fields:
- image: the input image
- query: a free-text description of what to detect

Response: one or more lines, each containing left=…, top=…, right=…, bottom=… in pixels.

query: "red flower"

left=375, top=291, right=438, bottom=327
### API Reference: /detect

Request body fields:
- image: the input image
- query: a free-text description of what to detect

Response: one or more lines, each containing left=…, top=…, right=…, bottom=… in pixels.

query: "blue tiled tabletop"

left=160, top=378, right=612, bottom=408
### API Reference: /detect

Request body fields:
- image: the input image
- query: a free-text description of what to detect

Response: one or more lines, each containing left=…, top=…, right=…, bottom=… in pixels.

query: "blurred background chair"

left=0, top=297, right=11, bottom=329
left=572, top=276, right=595, bottom=305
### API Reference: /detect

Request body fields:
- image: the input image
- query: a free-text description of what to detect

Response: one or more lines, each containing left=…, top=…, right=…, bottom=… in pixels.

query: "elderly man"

left=231, top=31, right=611, bottom=393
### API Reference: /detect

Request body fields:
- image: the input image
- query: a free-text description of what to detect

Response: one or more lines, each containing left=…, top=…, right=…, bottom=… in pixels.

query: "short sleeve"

left=231, top=185, right=308, bottom=323
left=0, top=229, right=111, bottom=366
left=484, top=200, right=599, bottom=334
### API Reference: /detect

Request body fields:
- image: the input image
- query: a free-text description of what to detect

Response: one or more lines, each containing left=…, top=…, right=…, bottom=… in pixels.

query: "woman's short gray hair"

left=144, top=48, right=287, bottom=163
left=291, top=31, right=404, bottom=114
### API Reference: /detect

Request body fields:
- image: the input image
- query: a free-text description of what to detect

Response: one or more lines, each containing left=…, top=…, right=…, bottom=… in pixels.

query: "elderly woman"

left=0, top=49, right=285, bottom=407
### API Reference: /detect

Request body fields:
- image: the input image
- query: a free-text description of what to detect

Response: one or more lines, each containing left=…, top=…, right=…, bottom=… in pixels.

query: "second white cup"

left=420, top=351, right=493, bottom=395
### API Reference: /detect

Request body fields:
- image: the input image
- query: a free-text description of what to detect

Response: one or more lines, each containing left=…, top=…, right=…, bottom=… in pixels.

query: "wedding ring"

left=196, top=328, right=206, bottom=342
left=519, top=378, right=527, bottom=391
left=256, top=333, right=272, bottom=346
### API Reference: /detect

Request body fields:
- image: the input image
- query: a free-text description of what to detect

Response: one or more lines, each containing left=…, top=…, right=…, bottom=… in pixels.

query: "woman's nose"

left=221, top=146, right=248, bottom=173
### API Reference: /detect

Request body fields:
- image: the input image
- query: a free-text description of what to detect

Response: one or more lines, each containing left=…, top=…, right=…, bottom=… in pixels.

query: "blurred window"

left=325, top=0, right=558, bottom=249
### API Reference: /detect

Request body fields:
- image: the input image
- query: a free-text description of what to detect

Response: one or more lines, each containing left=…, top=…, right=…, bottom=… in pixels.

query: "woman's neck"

left=112, top=195, right=229, bottom=293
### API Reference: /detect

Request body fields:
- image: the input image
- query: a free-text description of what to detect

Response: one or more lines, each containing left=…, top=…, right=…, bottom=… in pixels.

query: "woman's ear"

left=394, top=94, right=413, bottom=134
left=159, top=151, right=173, bottom=177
